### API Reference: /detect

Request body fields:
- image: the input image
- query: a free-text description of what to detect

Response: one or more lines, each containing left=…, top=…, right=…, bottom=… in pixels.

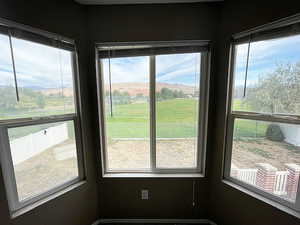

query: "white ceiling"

left=75, top=0, right=223, bottom=5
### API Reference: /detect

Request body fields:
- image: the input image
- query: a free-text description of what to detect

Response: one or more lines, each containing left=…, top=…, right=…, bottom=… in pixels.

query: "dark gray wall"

left=86, top=3, right=221, bottom=219
left=0, top=1, right=99, bottom=225
left=209, top=0, right=300, bottom=225
left=2, top=1, right=300, bottom=224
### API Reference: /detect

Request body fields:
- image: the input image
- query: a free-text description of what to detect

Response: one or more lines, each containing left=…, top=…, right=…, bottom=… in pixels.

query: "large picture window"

left=0, top=20, right=84, bottom=215
left=224, top=17, right=300, bottom=212
left=97, top=41, right=210, bottom=176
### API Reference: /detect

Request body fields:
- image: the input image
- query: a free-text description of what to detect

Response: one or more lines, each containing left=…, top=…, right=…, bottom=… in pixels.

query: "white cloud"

left=102, top=53, right=201, bottom=86
left=103, top=56, right=149, bottom=84
left=0, top=34, right=73, bottom=89
left=234, top=34, right=300, bottom=86
left=156, top=53, right=200, bottom=83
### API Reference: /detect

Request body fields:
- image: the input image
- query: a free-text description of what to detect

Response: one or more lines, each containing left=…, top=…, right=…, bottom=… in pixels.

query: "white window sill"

left=222, top=179, right=300, bottom=219
left=102, top=173, right=205, bottom=178
left=11, top=180, right=86, bottom=219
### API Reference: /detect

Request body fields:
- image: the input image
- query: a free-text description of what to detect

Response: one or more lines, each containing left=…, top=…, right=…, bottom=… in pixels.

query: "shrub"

left=266, top=124, right=284, bottom=142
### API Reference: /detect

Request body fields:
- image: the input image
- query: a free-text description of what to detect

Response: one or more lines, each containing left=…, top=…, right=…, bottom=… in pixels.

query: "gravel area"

left=107, top=139, right=197, bottom=169
left=15, top=137, right=298, bottom=200
left=232, top=138, right=300, bottom=170
left=14, top=140, right=78, bottom=201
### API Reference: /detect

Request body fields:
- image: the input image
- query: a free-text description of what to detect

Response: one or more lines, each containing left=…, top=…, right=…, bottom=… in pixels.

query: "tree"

left=123, top=91, right=130, bottom=97
left=244, top=62, right=300, bottom=114
left=36, top=95, right=46, bottom=109
left=112, top=90, right=121, bottom=96
left=160, top=88, right=175, bottom=100
left=119, top=91, right=131, bottom=104
left=0, top=86, right=17, bottom=111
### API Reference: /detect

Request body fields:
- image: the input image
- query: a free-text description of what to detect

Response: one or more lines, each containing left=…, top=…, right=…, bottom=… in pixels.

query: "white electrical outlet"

left=141, top=189, right=149, bottom=200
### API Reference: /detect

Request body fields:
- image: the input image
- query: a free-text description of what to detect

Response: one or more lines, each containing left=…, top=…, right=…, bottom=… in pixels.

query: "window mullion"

left=231, top=112, right=300, bottom=125
left=149, top=55, right=156, bottom=172
left=0, top=127, right=20, bottom=211
left=295, top=179, right=300, bottom=210
left=97, top=59, right=109, bottom=175
left=224, top=114, right=236, bottom=178
left=1, top=114, right=76, bottom=128
left=71, top=50, right=81, bottom=117
left=197, top=51, right=210, bottom=173
left=72, top=117, right=85, bottom=179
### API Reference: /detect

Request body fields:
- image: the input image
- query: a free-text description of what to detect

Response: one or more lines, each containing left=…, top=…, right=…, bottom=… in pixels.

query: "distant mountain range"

left=104, top=82, right=197, bottom=96
left=38, top=88, right=74, bottom=97
left=0, top=82, right=197, bottom=97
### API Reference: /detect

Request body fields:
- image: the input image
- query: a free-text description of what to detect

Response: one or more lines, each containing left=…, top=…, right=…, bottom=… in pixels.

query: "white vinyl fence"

left=232, top=164, right=292, bottom=197
left=10, top=123, right=68, bottom=165
left=274, top=171, right=289, bottom=195
left=236, top=168, right=258, bottom=185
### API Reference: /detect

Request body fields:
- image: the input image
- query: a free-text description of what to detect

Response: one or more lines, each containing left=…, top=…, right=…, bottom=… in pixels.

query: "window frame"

left=0, top=18, right=86, bottom=216
left=223, top=14, right=300, bottom=213
left=95, top=41, right=211, bottom=177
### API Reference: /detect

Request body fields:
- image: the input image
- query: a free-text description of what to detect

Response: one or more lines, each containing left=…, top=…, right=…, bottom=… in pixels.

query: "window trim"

left=0, top=17, right=75, bottom=51
left=95, top=41, right=211, bottom=177
left=223, top=14, right=300, bottom=214
left=0, top=18, right=86, bottom=216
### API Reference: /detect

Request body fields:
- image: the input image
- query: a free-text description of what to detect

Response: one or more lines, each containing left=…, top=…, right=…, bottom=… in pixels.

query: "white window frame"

left=95, top=41, right=211, bottom=177
left=0, top=18, right=86, bottom=216
left=223, top=14, right=300, bottom=214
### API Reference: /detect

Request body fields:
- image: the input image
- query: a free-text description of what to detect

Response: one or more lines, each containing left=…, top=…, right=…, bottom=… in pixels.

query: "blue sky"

left=102, top=53, right=201, bottom=86
left=234, top=34, right=300, bottom=87
left=2, top=33, right=300, bottom=90
left=0, top=34, right=73, bottom=89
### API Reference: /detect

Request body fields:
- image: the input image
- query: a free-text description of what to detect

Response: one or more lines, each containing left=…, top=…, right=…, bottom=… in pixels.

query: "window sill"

left=222, top=179, right=300, bottom=219
left=11, top=180, right=86, bottom=219
left=102, top=173, right=205, bottom=178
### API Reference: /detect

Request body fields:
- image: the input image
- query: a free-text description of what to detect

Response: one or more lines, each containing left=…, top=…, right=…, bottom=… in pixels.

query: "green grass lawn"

left=4, top=98, right=268, bottom=140
left=234, top=119, right=267, bottom=138
left=232, top=99, right=267, bottom=138
left=106, top=99, right=198, bottom=138
left=233, top=99, right=252, bottom=111
left=106, top=98, right=267, bottom=139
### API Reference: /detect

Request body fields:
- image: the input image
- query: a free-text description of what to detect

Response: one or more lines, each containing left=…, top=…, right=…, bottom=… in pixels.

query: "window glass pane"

left=233, top=35, right=300, bottom=115
left=102, top=56, right=150, bottom=170
left=230, top=118, right=300, bottom=202
left=0, top=34, right=17, bottom=119
left=155, top=53, right=201, bottom=168
left=0, top=37, right=75, bottom=120
left=8, top=121, right=78, bottom=201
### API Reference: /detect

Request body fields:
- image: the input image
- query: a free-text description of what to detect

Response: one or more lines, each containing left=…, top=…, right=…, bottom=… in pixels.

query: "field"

left=105, top=98, right=300, bottom=170
left=0, top=92, right=75, bottom=140
left=232, top=99, right=267, bottom=138
left=105, top=98, right=267, bottom=139
left=5, top=97, right=268, bottom=141
left=106, top=98, right=199, bottom=138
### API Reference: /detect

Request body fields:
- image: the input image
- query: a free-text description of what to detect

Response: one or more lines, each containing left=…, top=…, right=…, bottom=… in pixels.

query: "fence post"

left=256, top=163, right=277, bottom=193
left=286, top=163, right=300, bottom=200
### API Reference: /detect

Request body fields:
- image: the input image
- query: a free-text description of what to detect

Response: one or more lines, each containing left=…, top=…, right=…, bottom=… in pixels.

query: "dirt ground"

left=107, top=138, right=300, bottom=171
left=232, top=138, right=300, bottom=170
left=107, top=139, right=197, bottom=169
left=14, top=140, right=78, bottom=201
left=14, top=137, right=299, bottom=200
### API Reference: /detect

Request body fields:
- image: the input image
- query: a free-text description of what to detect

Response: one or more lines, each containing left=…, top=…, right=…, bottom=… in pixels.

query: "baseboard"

left=92, top=218, right=217, bottom=225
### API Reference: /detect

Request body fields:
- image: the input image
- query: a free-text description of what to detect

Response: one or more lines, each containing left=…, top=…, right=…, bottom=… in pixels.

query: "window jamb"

left=97, top=43, right=209, bottom=176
